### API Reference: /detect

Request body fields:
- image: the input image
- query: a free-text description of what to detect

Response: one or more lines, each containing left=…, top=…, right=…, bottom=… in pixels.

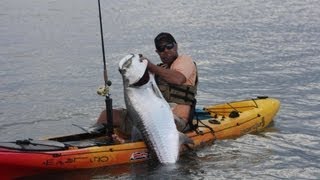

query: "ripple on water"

left=1, top=0, right=320, bottom=179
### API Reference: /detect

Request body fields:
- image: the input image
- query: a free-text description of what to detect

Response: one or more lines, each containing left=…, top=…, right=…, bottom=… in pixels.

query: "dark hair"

left=154, top=32, right=177, bottom=49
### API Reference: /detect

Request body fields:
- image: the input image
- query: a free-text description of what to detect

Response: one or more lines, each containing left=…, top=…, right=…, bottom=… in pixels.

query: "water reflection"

left=1, top=0, right=320, bottom=179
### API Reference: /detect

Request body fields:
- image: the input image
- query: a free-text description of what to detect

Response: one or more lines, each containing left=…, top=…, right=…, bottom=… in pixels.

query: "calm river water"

left=1, top=0, right=319, bottom=179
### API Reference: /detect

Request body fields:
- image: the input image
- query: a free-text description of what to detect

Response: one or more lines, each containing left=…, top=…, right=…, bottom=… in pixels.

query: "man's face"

left=156, top=42, right=178, bottom=65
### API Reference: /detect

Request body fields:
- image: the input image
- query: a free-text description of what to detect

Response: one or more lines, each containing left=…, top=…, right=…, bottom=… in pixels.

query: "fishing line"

left=97, top=0, right=114, bottom=141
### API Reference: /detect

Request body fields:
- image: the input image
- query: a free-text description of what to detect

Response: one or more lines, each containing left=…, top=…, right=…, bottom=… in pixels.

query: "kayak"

left=0, top=97, right=280, bottom=179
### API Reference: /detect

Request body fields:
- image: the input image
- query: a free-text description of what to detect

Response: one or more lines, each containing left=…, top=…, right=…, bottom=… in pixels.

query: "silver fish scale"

left=142, top=112, right=177, bottom=161
left=124, top=77, right=180, bottom=163
left=119, top=54, right=181, bottom=163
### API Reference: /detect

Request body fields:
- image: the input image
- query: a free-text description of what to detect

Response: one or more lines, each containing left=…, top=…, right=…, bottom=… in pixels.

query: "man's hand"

left=148, top=62, right=186, bottom=85
left=139, top=54, right=186, bottom=85
left=139, top=54, right=149, bottom=62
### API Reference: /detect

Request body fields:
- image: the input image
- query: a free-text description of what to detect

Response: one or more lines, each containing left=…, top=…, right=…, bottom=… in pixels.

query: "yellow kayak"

left=0, top=96, right=280, bottom=179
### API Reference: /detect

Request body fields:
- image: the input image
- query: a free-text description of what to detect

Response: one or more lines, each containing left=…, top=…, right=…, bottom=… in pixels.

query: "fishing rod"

left=97, top=0, right=113, bottom=141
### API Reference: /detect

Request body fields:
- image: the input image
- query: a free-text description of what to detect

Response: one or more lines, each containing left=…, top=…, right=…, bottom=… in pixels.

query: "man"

left=93, top=32, right=197, bottom=134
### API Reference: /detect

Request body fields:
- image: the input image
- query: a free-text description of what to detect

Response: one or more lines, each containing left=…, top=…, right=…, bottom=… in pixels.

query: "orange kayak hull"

left=0, top=97, right=280, bottom=179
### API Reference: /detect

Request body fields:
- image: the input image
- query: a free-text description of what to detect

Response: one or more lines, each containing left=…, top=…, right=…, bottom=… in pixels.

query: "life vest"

left=155, top=63, right=198, bottom=105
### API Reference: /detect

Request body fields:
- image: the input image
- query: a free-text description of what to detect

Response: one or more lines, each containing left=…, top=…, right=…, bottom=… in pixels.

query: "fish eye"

left=118, top=68, right=125, bottom=74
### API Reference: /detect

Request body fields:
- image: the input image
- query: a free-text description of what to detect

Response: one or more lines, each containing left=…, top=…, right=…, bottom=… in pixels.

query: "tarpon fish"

left=118, top=54, right=192, bottom=164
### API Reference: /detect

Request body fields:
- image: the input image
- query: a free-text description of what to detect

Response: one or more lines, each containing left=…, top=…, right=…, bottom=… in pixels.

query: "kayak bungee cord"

left=97, top=0, right=113, bottom=142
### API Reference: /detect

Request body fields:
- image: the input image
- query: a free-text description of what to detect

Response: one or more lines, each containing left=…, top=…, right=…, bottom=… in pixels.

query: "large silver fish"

left=118, top=54, right=192, bottom=164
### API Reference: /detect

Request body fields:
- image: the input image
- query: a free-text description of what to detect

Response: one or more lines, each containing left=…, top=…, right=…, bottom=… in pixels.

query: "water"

left=1, top=0, right=319, bottom=179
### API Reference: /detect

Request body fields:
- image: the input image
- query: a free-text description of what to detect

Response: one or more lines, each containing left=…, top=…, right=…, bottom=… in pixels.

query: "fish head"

left=119, top=54, right=149, bottom=86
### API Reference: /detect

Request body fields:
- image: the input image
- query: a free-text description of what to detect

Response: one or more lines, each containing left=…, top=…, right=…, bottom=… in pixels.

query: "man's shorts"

left=118, top=109, right=134, bottom=136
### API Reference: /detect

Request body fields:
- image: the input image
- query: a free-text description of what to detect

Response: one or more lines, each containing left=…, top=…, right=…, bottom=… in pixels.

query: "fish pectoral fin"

left=151, top=83, right=163, bottom=99
left=179, top=132, right=194, bottom=145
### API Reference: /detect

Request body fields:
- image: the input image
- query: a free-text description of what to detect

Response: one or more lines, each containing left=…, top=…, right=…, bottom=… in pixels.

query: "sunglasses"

left=157, top=43, right=175, bottom=52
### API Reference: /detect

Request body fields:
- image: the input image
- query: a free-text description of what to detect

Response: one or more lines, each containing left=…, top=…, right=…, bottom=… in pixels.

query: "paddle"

left=0, top=139, right=67, bottom=150
left=15, top=139, right=66, bottom=148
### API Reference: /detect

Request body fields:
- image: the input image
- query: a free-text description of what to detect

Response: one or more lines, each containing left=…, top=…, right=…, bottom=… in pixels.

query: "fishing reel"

left=97, top=81, right=112, bottom=96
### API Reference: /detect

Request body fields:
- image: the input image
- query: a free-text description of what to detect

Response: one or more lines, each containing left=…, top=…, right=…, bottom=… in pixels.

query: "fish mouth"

left=130, top=68, right=150, bottom=87
left=118, top=54, right=148, bottom=86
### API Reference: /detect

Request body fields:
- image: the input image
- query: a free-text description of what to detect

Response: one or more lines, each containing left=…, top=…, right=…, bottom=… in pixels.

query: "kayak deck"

left=0, top=97, right=280, bottom=179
